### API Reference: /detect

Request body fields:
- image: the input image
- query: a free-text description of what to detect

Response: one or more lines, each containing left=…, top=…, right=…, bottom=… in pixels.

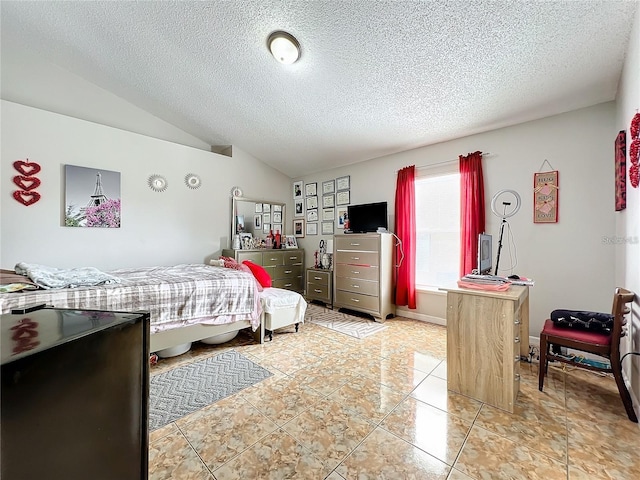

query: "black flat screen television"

left=347, top=202, right=388, bottom=233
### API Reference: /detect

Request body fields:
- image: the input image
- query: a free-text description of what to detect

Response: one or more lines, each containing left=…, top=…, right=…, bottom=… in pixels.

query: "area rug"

left=306, top=304, right=388, bottom=339
left=149, top=350, right=272, bottom=431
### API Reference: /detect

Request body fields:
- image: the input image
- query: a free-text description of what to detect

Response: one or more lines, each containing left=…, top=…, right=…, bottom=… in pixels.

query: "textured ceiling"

left=1, top=1, right=637, bottom=177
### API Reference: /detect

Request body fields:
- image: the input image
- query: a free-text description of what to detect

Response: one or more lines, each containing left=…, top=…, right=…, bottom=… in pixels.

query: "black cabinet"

left=1, top=307, right=150, bottom=480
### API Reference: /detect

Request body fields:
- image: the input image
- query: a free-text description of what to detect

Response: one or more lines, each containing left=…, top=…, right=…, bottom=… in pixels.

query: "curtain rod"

left=396, top=152, right=493, bottom=173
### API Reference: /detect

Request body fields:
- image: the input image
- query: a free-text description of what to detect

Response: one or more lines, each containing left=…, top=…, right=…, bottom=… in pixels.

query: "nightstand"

left=306, top=268, right=333, bottom=309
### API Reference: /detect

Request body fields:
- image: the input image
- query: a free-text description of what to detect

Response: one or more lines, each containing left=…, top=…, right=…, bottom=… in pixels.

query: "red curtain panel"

left=394, top=166, right=416, bottom=309
left=459, top=152, right=485, bottom=277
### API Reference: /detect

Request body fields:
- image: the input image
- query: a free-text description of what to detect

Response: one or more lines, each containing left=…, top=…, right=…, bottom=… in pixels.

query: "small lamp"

left=267, top=31, right=301, bottom=64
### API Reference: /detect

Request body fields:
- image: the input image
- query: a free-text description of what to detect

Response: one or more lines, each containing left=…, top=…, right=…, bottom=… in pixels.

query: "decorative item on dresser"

left=333, top=233, right=395, bottom=322
left=306, top=267, right=333, bottom=309
left=222, top=249, right=304, bottom=293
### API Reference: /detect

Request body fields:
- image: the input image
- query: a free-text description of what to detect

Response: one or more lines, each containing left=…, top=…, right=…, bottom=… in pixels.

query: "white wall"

left=615, top=6, right=640, bottom=404
left=0, top=39, right=211, bottom=152
left=295, top=102, right=618, bottom=342
left=0, top=101, right=291, bottom=270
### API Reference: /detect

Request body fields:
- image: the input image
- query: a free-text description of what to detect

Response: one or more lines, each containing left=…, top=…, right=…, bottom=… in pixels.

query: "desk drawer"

left=262, top=251, right=285, bottom=266
left=308, top=284, right=330, bottom=300
left=307, top=270, right=331, bottom=287
left=335, top=264, right=379, bottom=281
left=236, top=251, right=263, bottom=264
left=283, top=251, right=303, bottom=265
left=335, top=277, right=379, bottom=296
left=335, top=236, right=379, bottom=252
left=335, top=290, right=379, bottom=312
left=273, top=277, right=303, bottom=290
left=335, top=250, right=379, bottom=267
left=274, top=265, right=302, bottom=279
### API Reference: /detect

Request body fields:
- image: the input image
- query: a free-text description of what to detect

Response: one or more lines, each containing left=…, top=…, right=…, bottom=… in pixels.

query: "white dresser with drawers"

left=333, top=233, right=395, bottom=321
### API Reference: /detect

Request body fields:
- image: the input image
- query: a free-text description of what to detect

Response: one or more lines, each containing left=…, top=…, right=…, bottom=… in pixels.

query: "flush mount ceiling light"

left=267, top=31, right=300, bottom=64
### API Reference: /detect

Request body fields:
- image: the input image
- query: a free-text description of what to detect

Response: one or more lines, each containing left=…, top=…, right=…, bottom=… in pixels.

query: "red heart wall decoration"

left=12, top=175, right=41, bottom=191
left=13, top=190, right=41, bottom=206
left=13, top=160, right=41, bottom=176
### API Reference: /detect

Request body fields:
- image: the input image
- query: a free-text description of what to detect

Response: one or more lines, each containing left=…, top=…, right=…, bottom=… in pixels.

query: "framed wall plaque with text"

left=533, top=170, right=559, bottom=223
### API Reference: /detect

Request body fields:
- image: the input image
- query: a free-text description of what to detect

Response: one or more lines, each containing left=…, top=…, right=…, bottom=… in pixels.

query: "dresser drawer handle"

left=314, top=289, right=323, bottom=293
left=269, top=257, right=278, bottom=261
left=350, top=298, right=360, bottom=302
left=515, top=374, right=521, bottom=381
left=284, top=270, right=292, bottom=274
left=515, top=355, right=520, bottom=362
left=284, top=283, right=292, bottom=287
left=352, top=271, right=360, bottom=274
left=350, top=243, right=360, bottom=246
left=351, top=257, right=360, bottom=260
left=351, top=284, right=360, bottom=288
left=514, top=336, right=520, bottom=343
left=314, top=276, right=322, bottom=280
left=514, top=319, right=521, bottom=325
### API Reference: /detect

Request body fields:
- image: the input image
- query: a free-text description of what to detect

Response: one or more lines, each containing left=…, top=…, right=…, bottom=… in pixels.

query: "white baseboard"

left=395, top=309, right=446, bottom=326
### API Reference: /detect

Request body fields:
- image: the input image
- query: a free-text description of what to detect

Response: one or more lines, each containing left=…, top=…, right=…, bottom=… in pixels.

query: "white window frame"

left=415, top=162, right=460, bottom=289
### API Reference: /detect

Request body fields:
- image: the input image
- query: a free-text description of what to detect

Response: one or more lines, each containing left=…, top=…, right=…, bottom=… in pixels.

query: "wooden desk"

left=442, top=285, right=529, bottom=413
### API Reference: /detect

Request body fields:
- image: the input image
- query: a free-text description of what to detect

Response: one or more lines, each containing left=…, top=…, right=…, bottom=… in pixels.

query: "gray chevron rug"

left=306, top=304, right=387, bottom=339
left=149, top=350, right=272, bottom=431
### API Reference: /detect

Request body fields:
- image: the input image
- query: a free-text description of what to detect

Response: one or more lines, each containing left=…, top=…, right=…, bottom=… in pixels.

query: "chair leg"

left=610, top=355, right=638, bottom=422
left=539, top=333, right=548, bottom=391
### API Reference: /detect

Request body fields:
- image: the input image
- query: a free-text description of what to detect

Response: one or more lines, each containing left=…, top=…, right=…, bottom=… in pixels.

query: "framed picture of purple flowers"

left=65, top=164, right=121, bottom=228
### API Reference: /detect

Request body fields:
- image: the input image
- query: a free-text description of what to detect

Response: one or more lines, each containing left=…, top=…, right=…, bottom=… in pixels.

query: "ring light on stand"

left=490, top=189, right=521, bottom=275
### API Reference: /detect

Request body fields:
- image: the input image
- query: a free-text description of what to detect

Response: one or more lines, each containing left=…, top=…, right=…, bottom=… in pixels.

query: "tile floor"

left=149, top=305, right=640, bottom=479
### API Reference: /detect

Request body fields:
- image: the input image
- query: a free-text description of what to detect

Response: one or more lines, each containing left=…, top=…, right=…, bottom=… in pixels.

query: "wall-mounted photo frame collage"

left=291, top=174, right=350, bottom=236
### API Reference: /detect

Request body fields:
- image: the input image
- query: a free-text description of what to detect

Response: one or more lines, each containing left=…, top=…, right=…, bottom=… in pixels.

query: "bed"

left=0, top=264, right=265, bottom=355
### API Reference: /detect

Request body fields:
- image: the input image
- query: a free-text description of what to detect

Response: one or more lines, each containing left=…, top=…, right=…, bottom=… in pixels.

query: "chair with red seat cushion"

left=538, top=287, right=637, bottom=422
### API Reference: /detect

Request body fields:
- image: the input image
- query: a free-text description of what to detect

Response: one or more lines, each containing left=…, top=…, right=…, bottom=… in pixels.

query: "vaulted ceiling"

left=1, top=1, right=637, bottom=177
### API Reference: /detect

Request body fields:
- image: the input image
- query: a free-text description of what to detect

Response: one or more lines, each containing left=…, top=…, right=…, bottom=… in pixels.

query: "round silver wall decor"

left=491, top=189, right=521, bottom=218
left=148, top=174, right=168, bottom=192
left=185, top=173, right=201, bottom=189
left=230, top=186, right=243, bottom=198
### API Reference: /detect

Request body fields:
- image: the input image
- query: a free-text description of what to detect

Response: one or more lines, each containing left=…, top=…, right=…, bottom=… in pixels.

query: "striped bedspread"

left=0, top=264, right=260, bottom=332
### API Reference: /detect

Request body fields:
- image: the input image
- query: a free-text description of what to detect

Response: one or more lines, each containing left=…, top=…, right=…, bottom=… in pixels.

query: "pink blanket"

left=457, top=280, right=511, bottom=291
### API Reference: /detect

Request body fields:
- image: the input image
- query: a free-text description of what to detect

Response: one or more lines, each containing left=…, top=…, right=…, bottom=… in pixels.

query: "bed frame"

left=150, top=319, right=265, bottom=352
